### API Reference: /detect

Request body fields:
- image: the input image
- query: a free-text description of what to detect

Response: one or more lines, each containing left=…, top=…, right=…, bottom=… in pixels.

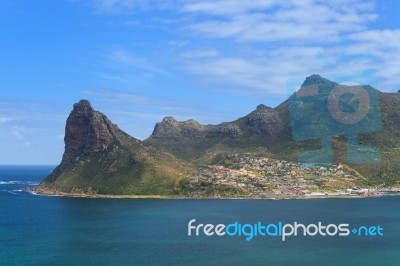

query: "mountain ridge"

left=38, top=74, right=400, bottom=196
left=145, top=74, right=400, bottom=185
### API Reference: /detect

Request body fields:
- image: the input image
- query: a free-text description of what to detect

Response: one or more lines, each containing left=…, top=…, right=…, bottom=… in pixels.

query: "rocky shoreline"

left=32, top=187, right=400, bottom=200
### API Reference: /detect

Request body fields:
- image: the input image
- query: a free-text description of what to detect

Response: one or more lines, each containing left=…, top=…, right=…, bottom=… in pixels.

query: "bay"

left=1, top=166, right=399, bottom=265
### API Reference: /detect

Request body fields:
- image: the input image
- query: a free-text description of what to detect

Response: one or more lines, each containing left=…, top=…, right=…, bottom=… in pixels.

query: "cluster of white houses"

left=188, top=154, right=384, bottom=198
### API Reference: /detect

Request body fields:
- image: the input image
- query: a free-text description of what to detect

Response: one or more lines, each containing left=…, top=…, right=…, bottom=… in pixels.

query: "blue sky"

left=1, top=0, right=400, bottom=164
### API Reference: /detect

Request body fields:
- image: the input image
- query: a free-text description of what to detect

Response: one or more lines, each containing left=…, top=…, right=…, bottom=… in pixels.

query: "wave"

left=0, top=181, right=21, bottom=185
left=29, top=190, right=38, bottom=196
left=0, top=188, right=33, bottom=195
left=0, top=181, right=40, bottom=186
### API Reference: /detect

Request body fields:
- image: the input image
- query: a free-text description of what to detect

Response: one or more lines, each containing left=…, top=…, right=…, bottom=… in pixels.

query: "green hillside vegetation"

left=38, top=100, right=193, bottom=196
left=145, top=76, right=400, bottom=187
left=39, top=75, right=400, bottom=196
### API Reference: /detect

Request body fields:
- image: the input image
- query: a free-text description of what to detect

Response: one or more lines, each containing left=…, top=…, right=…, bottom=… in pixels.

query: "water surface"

left=1, top=166, right=399, bottom=265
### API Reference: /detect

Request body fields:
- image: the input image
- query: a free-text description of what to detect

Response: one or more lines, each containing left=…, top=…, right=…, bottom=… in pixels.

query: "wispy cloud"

left=182, top=0, right=376, bottom=42
left=79, top=47, right=172, bottom=85
left=0, top=99, right=68, bottom=123
left=86, top=0, right=149, bottom=14
left=181, top=49, right=219, bottom=58
left=81, top=89, right=197, bottom=113
left=11, top=126, right=25, bottom=140
left=106, top=48, right=170, bottom=76
left=345, top=29, right=400, bottom=90
left=181, top=46, right=327, bottom=97
left=9, top=126, right=31, bottom=147
left=81, top=89, right=233, bottom=139
left=177, top=0, right=400, bottom=94
left=0, top=116, right=12, bottom=123
left=76, top=0, right=400, bottom=96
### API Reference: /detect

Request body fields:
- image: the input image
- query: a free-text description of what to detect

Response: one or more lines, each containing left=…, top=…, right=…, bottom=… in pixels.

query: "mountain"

left=145, top=75, right=400, bottom=185
left=38, top=75, right=400, bottom=196
left=144, top=102, right=290, bottom=163
left=38, top=100, right=193, bottom=195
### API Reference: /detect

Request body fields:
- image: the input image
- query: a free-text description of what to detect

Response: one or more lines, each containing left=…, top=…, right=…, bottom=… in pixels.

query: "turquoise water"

left=1, top=166, right=400, bottom=265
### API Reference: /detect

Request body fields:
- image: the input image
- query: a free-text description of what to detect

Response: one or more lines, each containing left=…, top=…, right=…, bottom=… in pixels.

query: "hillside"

left=38, top=75, right=400, bottom=196
left=145, top=75, right=400, bottom=186
left=38, top=100, right=193, bottom=195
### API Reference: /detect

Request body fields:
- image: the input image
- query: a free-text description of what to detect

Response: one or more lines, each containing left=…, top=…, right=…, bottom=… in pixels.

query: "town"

left=184, top=154, right=391, bottom=198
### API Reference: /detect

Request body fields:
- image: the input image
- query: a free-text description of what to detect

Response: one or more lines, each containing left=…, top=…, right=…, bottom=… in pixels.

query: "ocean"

left=1, top=165, right=399, bottom=266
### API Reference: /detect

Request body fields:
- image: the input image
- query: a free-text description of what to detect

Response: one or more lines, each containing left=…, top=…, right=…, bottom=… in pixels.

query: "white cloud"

left=181, top=49, right=219, bottom=58
left=81, top=89, right=197, bottom=113
left=345, top=29, right=400, bottom=90
left=182, top=46, right=328, bottom=97
left=11, top=126, right=25, bottom=140
left=103, top=47, right=170, bottom=76
left=77, top=0, right=400, bottom=97
left=88, top=0, right=149, bottom=13
left=177, top=0, right=400, bottom=95
left=182, top=0, right=376, bottom=43
left=181, top=0, right=281, bottom=15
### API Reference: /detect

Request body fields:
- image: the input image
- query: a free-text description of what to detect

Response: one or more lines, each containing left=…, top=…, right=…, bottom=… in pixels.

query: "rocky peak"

left=162, top=116, right=177, bottom=123
left=302, top=74, right=335, bottom=87
left=151, top=116, right=206, bottom=138
left=63, top=99, right=117, bottom=162
left=152, top=116, right=181, bottom=138
left=246, top=104, right=284, bottom=138
left=256, top=104, right=271, bottom=111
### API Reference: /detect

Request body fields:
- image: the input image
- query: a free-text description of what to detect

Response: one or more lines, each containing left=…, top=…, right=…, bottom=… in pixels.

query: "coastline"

left=32, top=187, right=399, bottom=200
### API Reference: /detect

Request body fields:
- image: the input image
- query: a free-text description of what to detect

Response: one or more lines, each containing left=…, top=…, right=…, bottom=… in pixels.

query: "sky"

left=1, top=0, right=400, bottom=164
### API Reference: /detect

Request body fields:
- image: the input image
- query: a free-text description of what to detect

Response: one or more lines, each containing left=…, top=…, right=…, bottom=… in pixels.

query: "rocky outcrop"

left=151, top=117, right=205, bottom=138
left=302, top=74, right=334, bottom=87
left=38, top=100, right=193, bottom=195
left=149, top=115, right=243, bottom=140
left=63, top=100, right=117, bottom=162
left=245, top=104, right=285, bottom=138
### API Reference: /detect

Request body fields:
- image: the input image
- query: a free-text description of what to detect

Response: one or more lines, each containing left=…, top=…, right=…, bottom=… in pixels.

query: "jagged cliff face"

left=63, top=100, right=116, bottom=162
left=38, top=100, right=193, bottom=195
left=38, top=75, right=400, bottom=192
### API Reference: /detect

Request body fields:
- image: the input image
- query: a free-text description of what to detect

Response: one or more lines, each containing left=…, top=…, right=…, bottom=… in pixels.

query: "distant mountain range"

left=38, top=75, right=400, bottom=195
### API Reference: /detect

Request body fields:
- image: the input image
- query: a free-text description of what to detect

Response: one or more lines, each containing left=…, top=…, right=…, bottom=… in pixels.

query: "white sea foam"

left=0, top=181, right=21, bottom=185
left=0, top=181, right=39, bottom=185
left=29, top=190, right=38, bottom=196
